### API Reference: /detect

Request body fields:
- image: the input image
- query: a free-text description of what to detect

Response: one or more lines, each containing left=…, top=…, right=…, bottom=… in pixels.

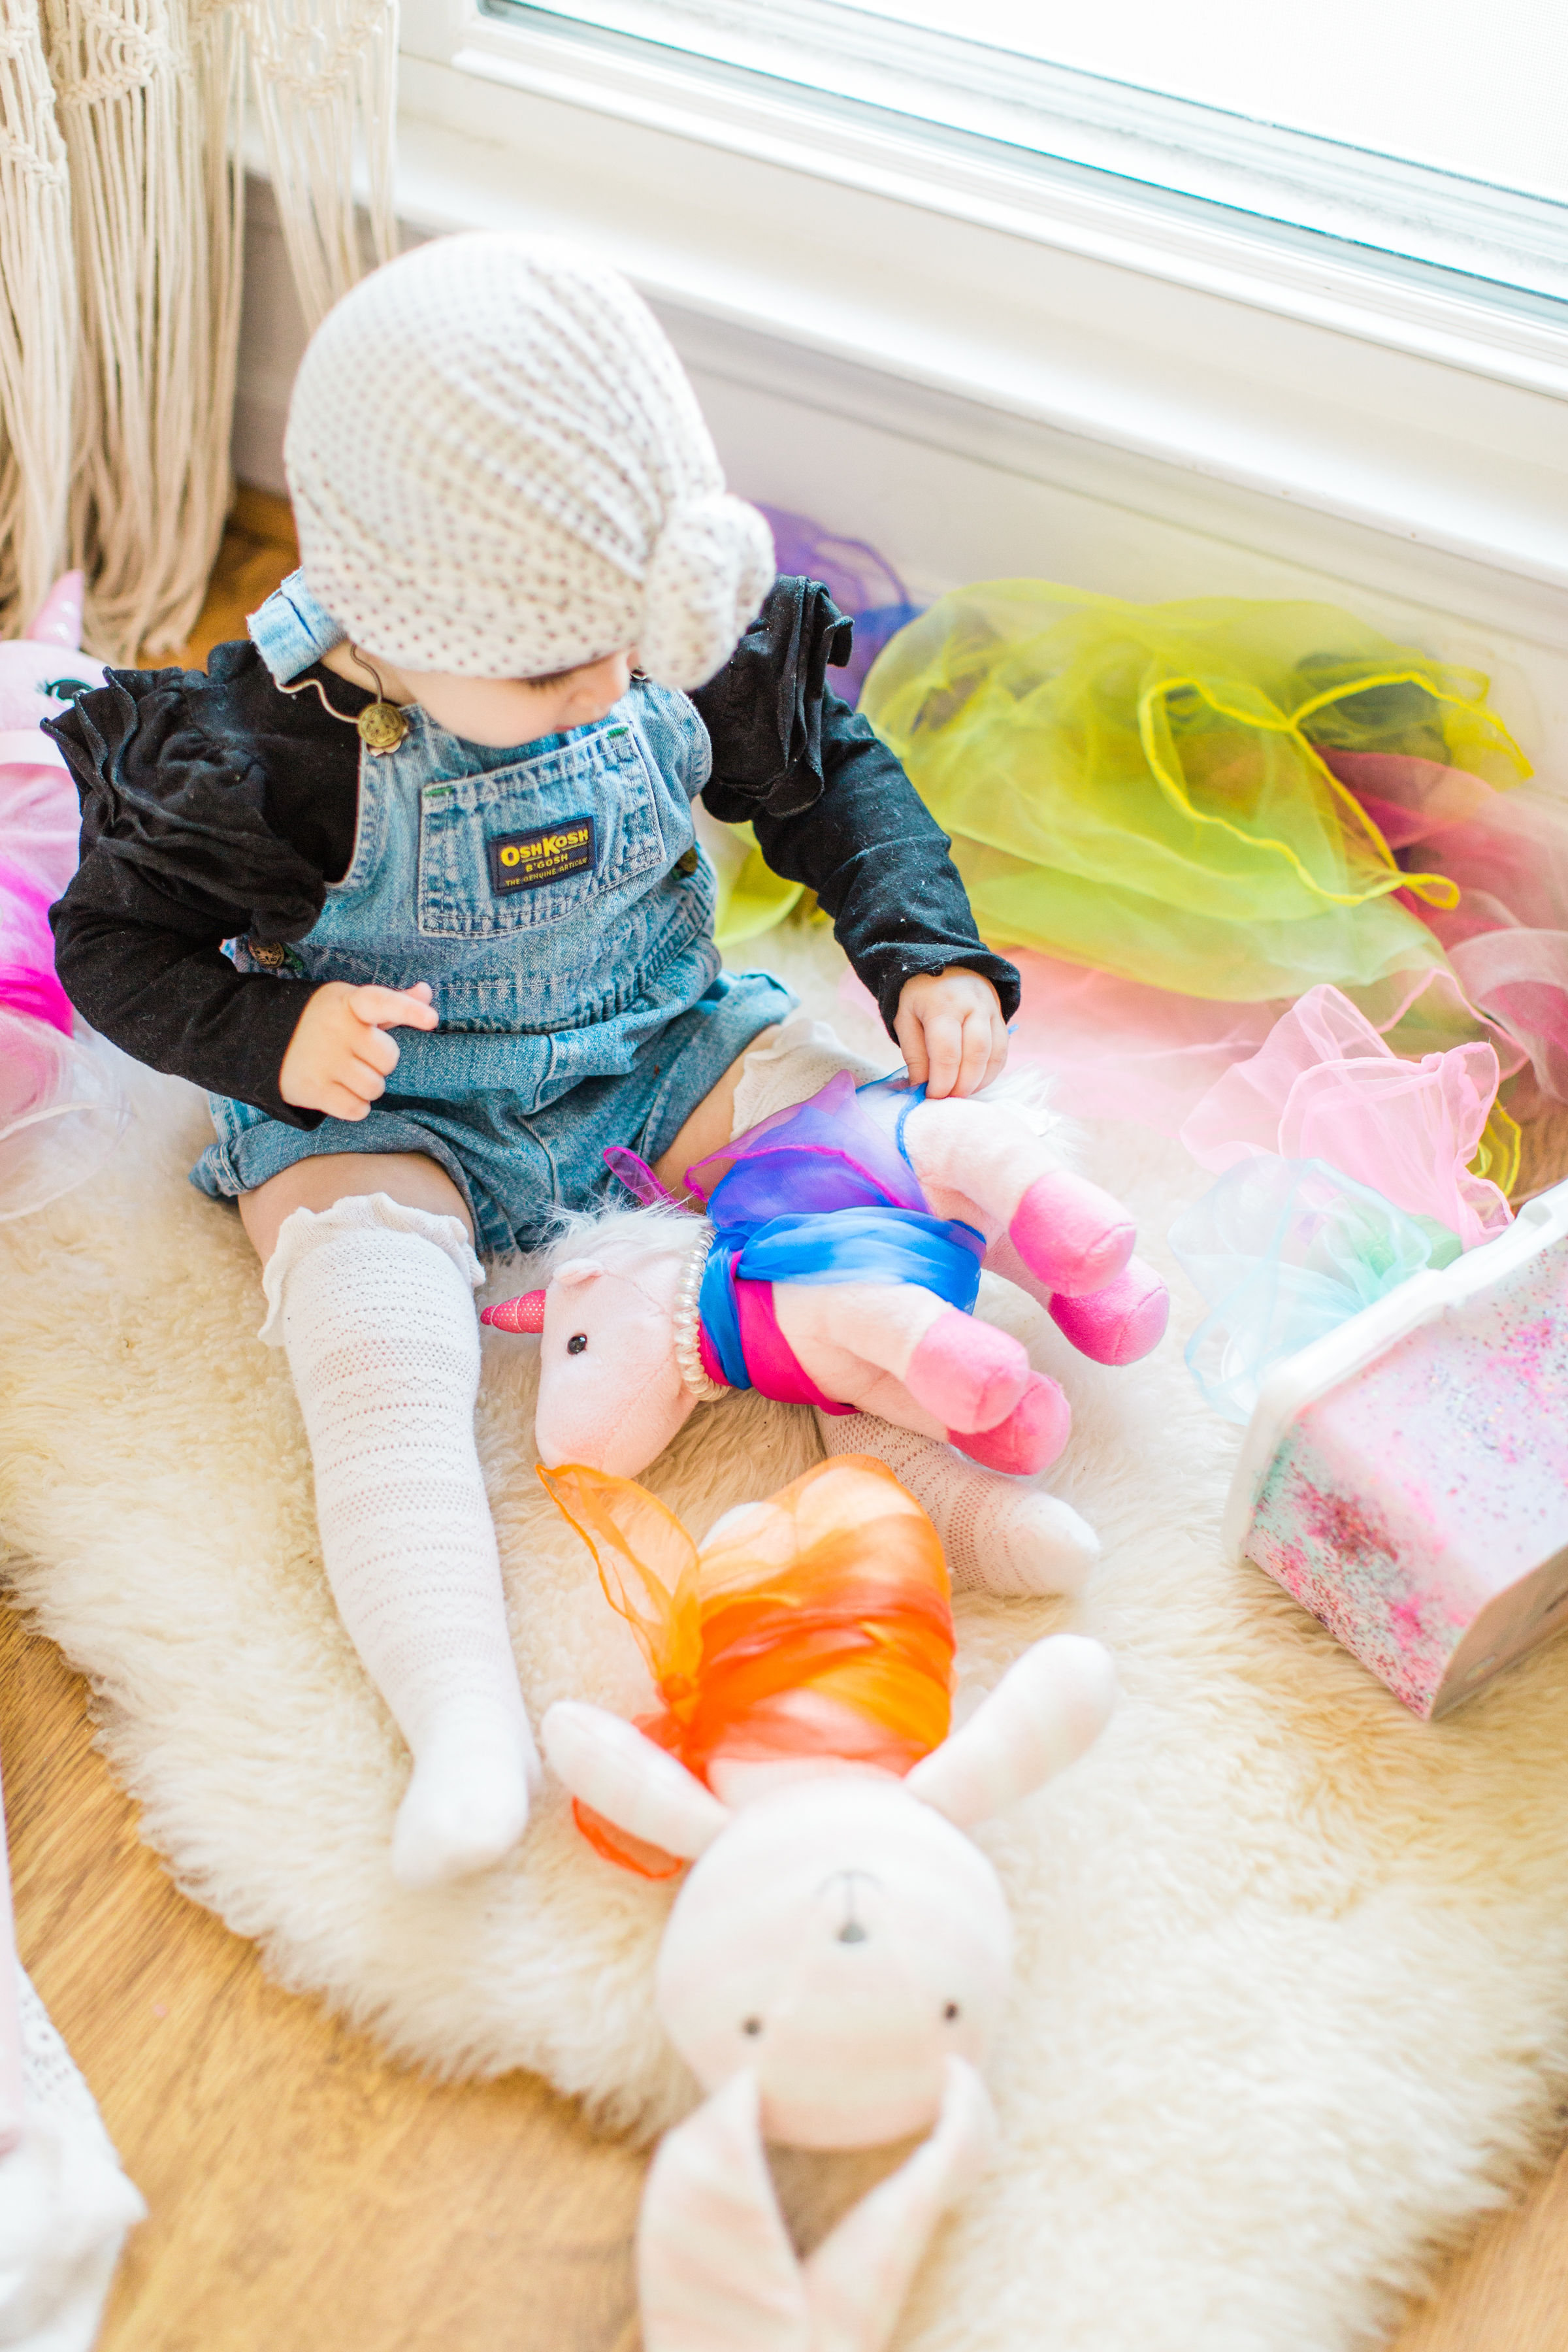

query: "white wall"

left=233, top=176, right=1568, bottom=778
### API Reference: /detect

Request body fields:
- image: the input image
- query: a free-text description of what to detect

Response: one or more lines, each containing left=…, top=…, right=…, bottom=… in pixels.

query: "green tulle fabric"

left=710, top=820, right=804, bottom=951
left=859, top=583, right=1529, bottom=1002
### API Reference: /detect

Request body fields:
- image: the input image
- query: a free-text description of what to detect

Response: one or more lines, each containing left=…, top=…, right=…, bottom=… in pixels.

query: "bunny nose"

left=818, top=1868, right=880, bottom=1946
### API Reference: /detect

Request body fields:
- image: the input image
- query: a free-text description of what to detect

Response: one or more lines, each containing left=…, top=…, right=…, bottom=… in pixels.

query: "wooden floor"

left=7, top=493, right=1568, bottom=2350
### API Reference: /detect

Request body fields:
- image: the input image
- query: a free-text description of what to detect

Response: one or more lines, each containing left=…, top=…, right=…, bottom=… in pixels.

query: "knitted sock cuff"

left=257, top=1190, right=482, bottom=1346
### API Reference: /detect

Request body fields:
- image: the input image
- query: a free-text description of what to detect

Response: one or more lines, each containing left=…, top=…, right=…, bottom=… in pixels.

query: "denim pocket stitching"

left=415, top=728, right=664, bottom=939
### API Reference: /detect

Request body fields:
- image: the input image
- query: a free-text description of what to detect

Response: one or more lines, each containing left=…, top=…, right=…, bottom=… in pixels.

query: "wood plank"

left=2, top=1611, right=643, bottom=2352
left=163, top=490, right=299, bottom=670
left=1391, top=2141, right=1568, bottom=2352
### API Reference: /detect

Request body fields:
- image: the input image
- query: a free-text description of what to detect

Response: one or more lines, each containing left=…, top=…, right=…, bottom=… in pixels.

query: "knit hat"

left=282, top=233, right=776, bottom=691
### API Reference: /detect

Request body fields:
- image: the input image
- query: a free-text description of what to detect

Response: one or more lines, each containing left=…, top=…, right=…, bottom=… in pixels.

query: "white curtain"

left=0, top=0, right=399, bottom=661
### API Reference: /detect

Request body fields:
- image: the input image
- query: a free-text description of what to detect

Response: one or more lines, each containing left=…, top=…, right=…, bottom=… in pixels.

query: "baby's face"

left=327, top=645, right=634, bottom=749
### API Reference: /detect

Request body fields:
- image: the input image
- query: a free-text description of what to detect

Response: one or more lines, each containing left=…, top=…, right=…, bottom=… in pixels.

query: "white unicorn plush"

left=538, top=1454, right=1117, bottom=2352
left=486, top=1070, right=1167, bottom=1596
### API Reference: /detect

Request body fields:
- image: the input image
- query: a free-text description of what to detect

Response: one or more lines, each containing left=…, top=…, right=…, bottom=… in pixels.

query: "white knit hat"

left=283, top=233, right=776, bottom=691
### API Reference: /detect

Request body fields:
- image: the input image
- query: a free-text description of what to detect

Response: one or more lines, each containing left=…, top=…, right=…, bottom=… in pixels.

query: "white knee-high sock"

left=815, top=1406, right=1100, bottom=1597
left=261, top=1194, right=538, bottom=1889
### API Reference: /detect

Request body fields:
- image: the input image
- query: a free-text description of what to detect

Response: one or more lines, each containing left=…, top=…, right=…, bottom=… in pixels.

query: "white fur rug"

left=6, top=932, right=1568, bottom=2352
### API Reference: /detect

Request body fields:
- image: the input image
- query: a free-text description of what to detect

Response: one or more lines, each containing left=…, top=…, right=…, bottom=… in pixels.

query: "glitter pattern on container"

left=1245, top=1237, right=1568, bottom=1717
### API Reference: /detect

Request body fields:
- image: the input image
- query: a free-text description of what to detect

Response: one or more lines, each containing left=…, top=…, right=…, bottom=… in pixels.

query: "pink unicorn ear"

left=550, top=1258, right=605, bottom=1289
left=27, top=572, right=84, bottom=651
left=480, top=1290, right=546, bottom=1333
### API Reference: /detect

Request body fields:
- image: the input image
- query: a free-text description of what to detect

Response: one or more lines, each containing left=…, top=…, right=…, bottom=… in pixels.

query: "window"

left=466, top=0, right=1568, bottom=308
left=394, top=0, right=1568, bottom=599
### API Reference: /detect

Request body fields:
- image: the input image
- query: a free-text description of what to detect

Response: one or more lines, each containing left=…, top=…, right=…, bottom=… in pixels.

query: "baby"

left=47, top=235, right=1018, bottom=1890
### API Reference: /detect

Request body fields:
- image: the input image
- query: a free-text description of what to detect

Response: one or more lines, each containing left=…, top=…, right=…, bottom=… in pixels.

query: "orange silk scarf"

left=539, top=1454, right=955, bottom=1877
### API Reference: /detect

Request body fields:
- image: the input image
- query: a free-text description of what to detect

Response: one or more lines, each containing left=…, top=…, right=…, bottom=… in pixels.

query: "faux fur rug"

left=6, top=932, right=1568, bottom=2352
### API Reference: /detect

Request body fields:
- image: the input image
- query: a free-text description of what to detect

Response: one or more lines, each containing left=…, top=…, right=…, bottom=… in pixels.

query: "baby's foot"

left=393, top=1706, right=540, bottom=1891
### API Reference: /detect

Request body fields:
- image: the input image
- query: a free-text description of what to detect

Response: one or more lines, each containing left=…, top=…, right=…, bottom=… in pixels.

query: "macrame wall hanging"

left=40, top=0, right=246, bottom=658
left=0, top=0, right=398, bottom=657
left=0, top=0, right=75, bottom=634
left=246, top=0, right=399, bottom=336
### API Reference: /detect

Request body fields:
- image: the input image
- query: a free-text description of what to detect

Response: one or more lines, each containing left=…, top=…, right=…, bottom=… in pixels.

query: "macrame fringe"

left=40, top=0, right=245, bottom=661
left=245, top=0, right=399, bottom=336
left=1, top=0, right=396, bottom=660
left=0, top=0, right=75, bottom=635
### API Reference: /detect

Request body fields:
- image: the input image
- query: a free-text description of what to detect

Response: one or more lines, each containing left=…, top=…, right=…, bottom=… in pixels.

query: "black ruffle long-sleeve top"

left=46, top=578, right=1018, bottom=1129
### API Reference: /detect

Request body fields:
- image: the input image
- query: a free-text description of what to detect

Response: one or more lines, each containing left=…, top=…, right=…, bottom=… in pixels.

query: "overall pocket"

left=416, top=722, right=666, bottom=939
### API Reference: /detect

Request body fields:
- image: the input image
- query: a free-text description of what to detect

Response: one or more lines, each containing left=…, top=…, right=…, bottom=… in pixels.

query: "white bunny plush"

left=538, top=1456, right=1117, bottom=2352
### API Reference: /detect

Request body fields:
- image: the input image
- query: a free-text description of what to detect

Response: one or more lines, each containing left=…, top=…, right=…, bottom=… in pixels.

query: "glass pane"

left=825, top=0, right=1568, bottom=201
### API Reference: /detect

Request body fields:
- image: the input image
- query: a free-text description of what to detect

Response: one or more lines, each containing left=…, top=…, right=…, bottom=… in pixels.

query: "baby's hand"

left=279, top=981, right=438, bottom=1121
left=894, top=967, right=1008, bottom=1099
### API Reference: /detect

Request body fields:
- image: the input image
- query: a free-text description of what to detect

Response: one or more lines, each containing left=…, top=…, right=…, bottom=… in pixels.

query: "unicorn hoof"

left=949, top=1371, right=1070, bottom=1475
left=1009, top=1171, right=1134, bottom=1298
left=1049, top=1259, right=1169, bottom=1365
left=906, top=1309, right=1030, bottom=1433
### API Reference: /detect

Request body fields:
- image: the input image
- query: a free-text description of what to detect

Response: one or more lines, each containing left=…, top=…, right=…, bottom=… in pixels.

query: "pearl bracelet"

left=672, top=1229, right=731, bottom=1404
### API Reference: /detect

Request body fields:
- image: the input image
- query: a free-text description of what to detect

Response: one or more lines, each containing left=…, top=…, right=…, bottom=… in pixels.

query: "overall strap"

left=248, top=566, right=346, bottom=685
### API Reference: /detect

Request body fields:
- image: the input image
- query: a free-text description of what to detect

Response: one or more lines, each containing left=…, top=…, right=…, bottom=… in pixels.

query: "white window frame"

left=432, top=0, right=1568, bottom=394
left=369, top=2, right=1568, bottom=621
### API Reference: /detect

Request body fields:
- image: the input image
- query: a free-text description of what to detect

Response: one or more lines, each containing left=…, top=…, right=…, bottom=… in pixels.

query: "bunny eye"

left=566, top=1332, right=588, bottom=1354
left=741, top=2016, right=763, bottom=2036
left=943, top=2002, right=960, bottom=2021
left=42, top=676, right=91, bottom=702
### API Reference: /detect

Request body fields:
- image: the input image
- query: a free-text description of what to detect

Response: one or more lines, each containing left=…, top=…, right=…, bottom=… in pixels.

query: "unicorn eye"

left=42, top=677, right=91, bottom=702
left=742, top=2017, right=763, bottom=2036
left=943, top=2002, right=960, bottom=2021
left=566, top=1332, right=588, bottom=1355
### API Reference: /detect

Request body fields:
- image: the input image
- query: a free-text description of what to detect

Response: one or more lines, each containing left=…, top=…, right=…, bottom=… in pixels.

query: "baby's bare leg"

left=238, top=1149, right=472, bottom=1262
left=653, top=1025, right=779, bottom=1201
left=240, top=1149, right=534, bottom=1888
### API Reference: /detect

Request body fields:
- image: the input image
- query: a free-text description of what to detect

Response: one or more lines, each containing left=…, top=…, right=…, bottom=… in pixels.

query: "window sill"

left=389, top=48, right=1568, bottom=613
left=449, top=3, right=1568, bottom=397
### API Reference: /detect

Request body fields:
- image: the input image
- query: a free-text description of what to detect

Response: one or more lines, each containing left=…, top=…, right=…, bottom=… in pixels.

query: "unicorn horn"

left=27, top=572, right=85, bottom=650
left=481, top=1290, right=546, bottom=1333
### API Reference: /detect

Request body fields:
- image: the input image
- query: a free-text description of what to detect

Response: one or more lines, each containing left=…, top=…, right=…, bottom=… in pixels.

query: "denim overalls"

left=190, top=571, right=793, bottom=1253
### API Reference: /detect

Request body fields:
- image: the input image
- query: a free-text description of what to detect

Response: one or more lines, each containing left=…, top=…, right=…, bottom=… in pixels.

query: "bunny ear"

left=541, top=1701, right=730, bottom=1861
left=638, top=2073, right=808, bottom=2352
left=480, top=1290, right=546, bottom=1333
left=905, top=1634, right=1117, bottom=1828
left=27, top=572, right=84, bottom=649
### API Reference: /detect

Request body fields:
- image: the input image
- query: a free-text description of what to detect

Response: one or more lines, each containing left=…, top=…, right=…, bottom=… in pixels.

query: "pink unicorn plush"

left=485, top=1070, right=1167, bottom=1507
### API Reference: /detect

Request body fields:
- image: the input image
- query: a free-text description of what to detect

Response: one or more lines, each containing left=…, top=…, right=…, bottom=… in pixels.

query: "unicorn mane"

left=538, top=1197, right=713, bottom=1278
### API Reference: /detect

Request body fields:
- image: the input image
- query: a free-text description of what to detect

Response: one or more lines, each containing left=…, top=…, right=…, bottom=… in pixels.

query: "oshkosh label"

left=486, top=817, right=596, bottom=895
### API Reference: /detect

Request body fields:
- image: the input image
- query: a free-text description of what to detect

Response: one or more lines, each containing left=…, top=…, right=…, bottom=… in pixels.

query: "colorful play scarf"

left=860, top=584, right=1529, bottom=1005
left=538, top=1454, right=955, bottom=1878
left=686, top=1071, right=985, bottom=1409
left=1168, top=985, right=1517, bottom=1421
